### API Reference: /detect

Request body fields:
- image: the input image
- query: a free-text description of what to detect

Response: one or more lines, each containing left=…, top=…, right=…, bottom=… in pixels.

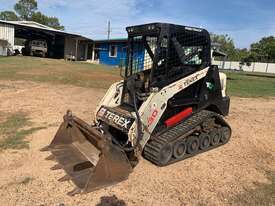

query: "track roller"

left=187, top=136, right=200, bottom=155
left=210, top=128, right=221, bottom=146
left=199, top=133, right=211, bottom=151
left=173, top=140, right=187, bottom=159
left=220, top=127, right=231, bottom=143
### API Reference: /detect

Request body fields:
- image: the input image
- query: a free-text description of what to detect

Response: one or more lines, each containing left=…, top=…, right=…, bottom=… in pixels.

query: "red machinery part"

left=165, top=107, right=193, bottom=127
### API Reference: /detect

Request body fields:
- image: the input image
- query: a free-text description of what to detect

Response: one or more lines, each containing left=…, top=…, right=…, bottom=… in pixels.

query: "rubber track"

left=143, top=110, right=231, bottom=166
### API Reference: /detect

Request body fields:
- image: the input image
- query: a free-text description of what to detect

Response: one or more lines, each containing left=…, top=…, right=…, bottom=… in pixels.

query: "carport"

left=0, top=20, right=93, bottom=60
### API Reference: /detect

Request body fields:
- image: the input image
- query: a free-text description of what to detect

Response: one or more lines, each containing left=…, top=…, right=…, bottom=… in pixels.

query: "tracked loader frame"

left=43, top=23, right=231, bottom=195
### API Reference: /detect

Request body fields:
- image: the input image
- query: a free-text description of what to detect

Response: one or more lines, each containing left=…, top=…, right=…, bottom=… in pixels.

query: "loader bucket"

left=42, top=111, right=132, bottom=195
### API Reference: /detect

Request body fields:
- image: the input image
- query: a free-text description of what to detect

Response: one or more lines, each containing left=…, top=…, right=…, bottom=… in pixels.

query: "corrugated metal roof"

left=94, top=38, right=127, bottom=43
left=0, top=20, right=93, bottom=41
left=212, top=49, right=227, bottom=57
left=7, top=21, right=61, bottom=31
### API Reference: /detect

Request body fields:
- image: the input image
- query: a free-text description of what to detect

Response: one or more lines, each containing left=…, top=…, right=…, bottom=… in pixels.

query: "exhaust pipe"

left=42, top=111, right=132, bottom=195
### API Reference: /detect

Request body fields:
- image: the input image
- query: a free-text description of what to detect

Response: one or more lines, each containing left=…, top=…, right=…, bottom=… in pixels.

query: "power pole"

left=107, top=20, right=111, bottom=40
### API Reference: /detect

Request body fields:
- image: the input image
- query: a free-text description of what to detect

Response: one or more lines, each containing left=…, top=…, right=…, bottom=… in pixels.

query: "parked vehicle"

left=23, top=39, right=48, bottom=57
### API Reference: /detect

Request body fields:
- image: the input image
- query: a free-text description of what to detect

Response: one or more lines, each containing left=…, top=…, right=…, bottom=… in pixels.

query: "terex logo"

left=183, top=74, right=201, bottom=87
left=176, top=68, right=209, bottom=91
left=104, top=111, right=132, bottom=130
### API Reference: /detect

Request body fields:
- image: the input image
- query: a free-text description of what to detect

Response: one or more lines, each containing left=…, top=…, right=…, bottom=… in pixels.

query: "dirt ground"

left=0, top=80, right=274, bottom=206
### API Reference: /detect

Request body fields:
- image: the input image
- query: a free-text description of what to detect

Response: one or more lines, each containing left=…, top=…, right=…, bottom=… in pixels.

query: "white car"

left=27, top=40, right=48, bottom=57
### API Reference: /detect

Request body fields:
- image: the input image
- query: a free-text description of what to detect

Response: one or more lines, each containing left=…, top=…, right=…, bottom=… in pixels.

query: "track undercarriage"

left=144, top=110, right=231, bottom=166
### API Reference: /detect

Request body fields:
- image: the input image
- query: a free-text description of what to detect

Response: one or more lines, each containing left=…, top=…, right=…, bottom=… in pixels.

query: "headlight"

left=127, top=27, right=134, bottom=33
left=148, top=25, right=155, bottom=30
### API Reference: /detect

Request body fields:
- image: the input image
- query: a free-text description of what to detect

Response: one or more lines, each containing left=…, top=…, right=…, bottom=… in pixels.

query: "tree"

left=0, top=11, right=19, bottom=21
left=0, top=0, right=65, bottom=30
left=14, top=0, right=37, bottom=20
left=31, top=11, right=48, bottom=25
left=240, top=53, right=255, bottom=67
left=31, top=12, right=64, bottom=30
left=45, top=16, right=65, bottom=30
left=235, top=48, right=250, bottom=62
left=211, top=34, right=238, bottom=61
left=251, top=36, right=275, bottom=63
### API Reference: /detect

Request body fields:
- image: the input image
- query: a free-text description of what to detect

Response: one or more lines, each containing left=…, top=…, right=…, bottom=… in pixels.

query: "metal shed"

left=0, top=22, right=14, bottom=56
left=0, top=20, right=93, bottom=60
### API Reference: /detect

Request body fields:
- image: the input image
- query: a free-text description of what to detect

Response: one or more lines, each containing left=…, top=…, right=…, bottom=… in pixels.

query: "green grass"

left=0, top=56, right=121, bottom=89
left=0, top=56, right=275, bottom=97
left=230, top=171, right=275, bottom=206
left=0, top=112, right=46, bottom=150
left=224, top=71, right=275, bottom=97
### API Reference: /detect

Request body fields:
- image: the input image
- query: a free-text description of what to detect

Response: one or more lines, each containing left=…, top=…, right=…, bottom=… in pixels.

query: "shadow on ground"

left=96, top=195, right=127, bottom=206
left=230, top=170, right=275, bottom=205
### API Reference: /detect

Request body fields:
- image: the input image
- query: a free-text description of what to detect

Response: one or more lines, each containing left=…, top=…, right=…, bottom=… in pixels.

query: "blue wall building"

left=94, top=39, right=128, bottom=67
left=94, top=38, right=146, bottom=70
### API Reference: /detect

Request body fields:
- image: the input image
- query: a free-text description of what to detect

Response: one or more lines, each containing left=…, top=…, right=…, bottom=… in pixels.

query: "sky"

left=0, top=0, right=275, bottom=48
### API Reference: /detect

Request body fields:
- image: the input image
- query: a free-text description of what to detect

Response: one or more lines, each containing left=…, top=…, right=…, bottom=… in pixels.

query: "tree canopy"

left=0, top=11, right=19, bottom=21
left=211, top=34, right=238, bottom=61
left=211, top=33, right=275, bottom=63
left=14, top=0, right=37, bottom=20
left=0, top=0, right=64, bottom=30
left=251, top=36, right=275, bottom=63
left=31, top=12, right=65, bottom=30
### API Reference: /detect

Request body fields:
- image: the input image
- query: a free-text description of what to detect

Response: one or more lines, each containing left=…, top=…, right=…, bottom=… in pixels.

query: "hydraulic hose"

left=118, top=76, right=143, bottom=152
left=103, top=75, right=142, bottom=152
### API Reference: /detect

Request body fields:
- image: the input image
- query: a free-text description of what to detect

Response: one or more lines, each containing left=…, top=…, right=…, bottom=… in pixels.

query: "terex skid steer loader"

left=42, top=23, right=231, bottom=195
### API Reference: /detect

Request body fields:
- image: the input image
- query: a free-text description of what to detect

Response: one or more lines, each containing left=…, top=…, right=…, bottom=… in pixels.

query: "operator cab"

left=122, top=23, right=212, bottom=107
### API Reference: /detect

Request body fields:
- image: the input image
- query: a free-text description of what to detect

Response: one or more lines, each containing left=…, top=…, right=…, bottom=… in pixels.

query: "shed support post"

left=92, top=42, right=95, bottom=61
left=85, top=43, right=88, bottom=61
left=75, top=38, right=79, bottom=61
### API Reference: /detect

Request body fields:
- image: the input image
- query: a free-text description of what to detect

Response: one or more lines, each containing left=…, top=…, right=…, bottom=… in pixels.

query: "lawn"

left=0, top=56, right=121, bottom=89
left=0, top=56, right=274, bottom=97
left=225, top=71, right=275, bottom=97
